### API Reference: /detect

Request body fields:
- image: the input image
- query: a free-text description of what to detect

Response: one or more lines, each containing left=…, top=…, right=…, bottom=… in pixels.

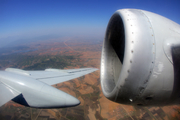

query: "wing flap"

left=0, top=82, right=21, bottom=107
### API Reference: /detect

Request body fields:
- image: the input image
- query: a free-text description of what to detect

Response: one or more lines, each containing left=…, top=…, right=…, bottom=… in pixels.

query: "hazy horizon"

left=1, top=0, right=180, bottom=48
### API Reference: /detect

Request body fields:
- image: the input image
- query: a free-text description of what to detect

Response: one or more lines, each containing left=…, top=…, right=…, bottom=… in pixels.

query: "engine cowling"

left=100, top=9, right=180, bottom=106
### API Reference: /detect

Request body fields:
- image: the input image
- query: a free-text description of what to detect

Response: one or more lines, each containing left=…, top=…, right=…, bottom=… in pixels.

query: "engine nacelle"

left=101, top=9, right=180, bottom=106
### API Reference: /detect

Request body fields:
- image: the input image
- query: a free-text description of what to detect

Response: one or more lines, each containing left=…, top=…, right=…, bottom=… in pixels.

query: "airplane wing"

left=5, top=68, right=98, bottom=85
left=0, top=81, right=21, bottom=106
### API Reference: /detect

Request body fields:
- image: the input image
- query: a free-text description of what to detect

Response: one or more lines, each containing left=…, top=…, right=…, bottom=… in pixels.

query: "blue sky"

left=0, top=0, right=180, bottom=47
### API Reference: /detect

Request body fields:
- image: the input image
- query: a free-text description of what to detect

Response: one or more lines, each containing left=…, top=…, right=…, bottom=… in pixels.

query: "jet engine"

left=101, top=9, right=180, bottom=106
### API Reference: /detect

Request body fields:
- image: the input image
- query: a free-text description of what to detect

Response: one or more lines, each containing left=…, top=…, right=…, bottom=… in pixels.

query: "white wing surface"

left=0, top=81, right=21, bottom=106
left=5, top=68, right=98, bottom=85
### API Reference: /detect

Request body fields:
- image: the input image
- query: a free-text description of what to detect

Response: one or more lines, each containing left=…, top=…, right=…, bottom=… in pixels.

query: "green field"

left=0, top=54, right=77, bottom=70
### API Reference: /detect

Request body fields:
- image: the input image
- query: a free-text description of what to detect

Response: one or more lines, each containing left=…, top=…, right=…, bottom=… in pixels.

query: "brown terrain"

left=0, top=38, right=180, bottom=120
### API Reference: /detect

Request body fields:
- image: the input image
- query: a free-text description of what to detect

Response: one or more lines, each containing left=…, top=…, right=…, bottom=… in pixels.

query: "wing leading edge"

left=0, top=81, right=21, bottom=106
left=5, top=68, right=98, bottom=85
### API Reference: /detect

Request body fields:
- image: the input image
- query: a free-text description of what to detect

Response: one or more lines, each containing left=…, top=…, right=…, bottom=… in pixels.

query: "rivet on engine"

left=130, top=60, right=132, bottom=63
left=153, top=43, right=155, bottom=45
left=127, top=70, right=130, bottom=73
left=152, top=35, right=153, bottom=36
left=132, top=41, right=134, bottom=43
left=150, top=71, right=152, bottom=73
left=144, top=80, right=148, bottom=84
left=131, top=50, right=133, bottom=53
